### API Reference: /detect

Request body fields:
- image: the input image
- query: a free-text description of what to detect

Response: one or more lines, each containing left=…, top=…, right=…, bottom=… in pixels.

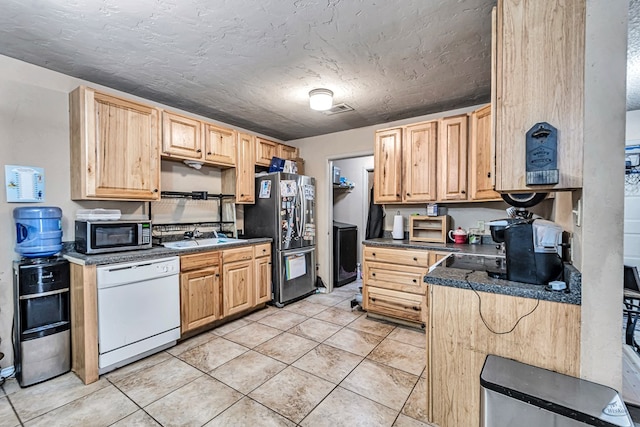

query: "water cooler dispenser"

left=12, top=207, right=70, bottom=387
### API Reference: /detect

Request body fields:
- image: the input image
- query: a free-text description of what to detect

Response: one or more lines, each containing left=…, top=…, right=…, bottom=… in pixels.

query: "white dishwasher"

left=97, top=256, right=180, bottom=374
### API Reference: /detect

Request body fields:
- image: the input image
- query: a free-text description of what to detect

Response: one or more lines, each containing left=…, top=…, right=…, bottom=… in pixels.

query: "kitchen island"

left=362, top=238, right=582, bottom=427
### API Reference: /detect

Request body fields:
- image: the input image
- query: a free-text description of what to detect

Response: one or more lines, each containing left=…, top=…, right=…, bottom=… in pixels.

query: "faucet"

left=184, top=225, right=203, bottom=239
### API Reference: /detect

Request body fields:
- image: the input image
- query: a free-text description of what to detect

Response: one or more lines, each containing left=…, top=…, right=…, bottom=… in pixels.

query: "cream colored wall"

left=578, top=0, right=627, bottom=389
left=0, top=54, right=276, bottom=368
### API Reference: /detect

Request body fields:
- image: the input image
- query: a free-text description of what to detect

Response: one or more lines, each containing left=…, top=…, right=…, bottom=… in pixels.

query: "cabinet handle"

left=412, top=279, right=417, bottom=283
left=153, top=189, right=159, bottom=193
left=197, top=149, right=202, bottom=153
left=372, top=252, right=376, bottom=257
left=215, top=273, right=220, bottom=277
left=372, top=272, right=376, bottom=277
left=413, top=257, right=417, bottom=261
left=396, top=194, right=400, bottom=197
left=371, top=297, right=377, bottom=302
left=461, top=190, right=466, bottom=194
left=207, top=152, right=212, bottom=155
left=412, top=306, right=420, bottom=311
left=487, top=172, right=491, bottom=178
left=406, top=193, right=410, bottom=196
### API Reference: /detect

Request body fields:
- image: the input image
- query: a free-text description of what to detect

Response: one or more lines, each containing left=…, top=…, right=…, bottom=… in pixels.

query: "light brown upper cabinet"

left=69, top=86, right=160, bottom=201
left=255, top=137, right=279, bottom=166
left=162, top=111, right=237, bottom=168
left=204, top=124, right=236, bottom=167
left=256, top=138, right=300, bottom=167
left=493, top=0, right=584, bottom=192
left=438, top=114, right=468, bottom=201
left=469, top=105, right=501, bottom=201
left=403, top=121, right=438, bottom=202
left=374, top=128, right=403, bottom=203
left=162, top=111, right=203, bottom=160
left=279, top=144, right=299, bottom=161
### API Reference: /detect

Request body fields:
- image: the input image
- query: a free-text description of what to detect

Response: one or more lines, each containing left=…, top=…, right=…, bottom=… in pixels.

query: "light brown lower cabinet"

left=362, top=246, right=430, bottom=326
left=254, top=243, right=272, bottom=305
left=428, top=285, right=581, bottom=427
left=222, top=247, right=254, bottom=317
left=179, top=251, right=221, bottom=334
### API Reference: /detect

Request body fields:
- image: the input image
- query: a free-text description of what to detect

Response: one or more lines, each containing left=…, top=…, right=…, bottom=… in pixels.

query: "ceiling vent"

left=322, top=103, right=354, bottom=115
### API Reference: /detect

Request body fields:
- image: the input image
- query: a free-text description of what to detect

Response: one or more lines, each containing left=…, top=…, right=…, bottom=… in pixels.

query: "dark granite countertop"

left=426, top=263, right=581, bottom=305
left=363, top=238, right=504, bottom=257
left=63, top=238, right=272, bottom=266
left=363, top=238, right=581, bottom=305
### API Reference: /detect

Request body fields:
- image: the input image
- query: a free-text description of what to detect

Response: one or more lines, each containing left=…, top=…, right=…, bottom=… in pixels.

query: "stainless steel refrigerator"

left=244, top=172, right=317, bottom=306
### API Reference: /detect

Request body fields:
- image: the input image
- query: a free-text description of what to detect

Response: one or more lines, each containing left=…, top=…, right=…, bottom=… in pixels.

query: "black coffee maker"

left=489, top=218, right=563, bottom=285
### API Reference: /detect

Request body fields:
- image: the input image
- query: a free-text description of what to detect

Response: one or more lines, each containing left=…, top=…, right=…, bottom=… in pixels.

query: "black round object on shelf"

left=501, top=192, right=548, bottom=208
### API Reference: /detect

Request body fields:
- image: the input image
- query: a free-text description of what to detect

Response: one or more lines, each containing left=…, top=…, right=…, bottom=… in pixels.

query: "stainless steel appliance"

left=481, top=354, right=633, bottom=426
left=96, top=256, right=180, bottom=374
left=13, top=256, right=70, bottom=387
left=75, top=219, right=152, bottom=254
left=244, top=172, right=317, bottom=306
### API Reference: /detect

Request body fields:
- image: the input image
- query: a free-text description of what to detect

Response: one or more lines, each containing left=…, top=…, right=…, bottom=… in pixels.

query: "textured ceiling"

left=0, top=1, right=637, bottom=140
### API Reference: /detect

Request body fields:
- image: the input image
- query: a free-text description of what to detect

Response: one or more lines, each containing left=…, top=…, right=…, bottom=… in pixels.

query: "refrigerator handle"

left=297, top=180, right=305, bottom=238
left=283, top=247, right=315, bottom=256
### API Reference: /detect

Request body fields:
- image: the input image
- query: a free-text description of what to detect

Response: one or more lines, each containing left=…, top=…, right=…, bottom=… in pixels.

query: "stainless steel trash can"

left=480, top=355, right=633, bottom=427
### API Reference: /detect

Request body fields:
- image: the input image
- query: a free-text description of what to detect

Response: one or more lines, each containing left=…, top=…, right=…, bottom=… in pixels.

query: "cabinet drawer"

left=180, top=251, right=219, bottom=272
left=365, top=262, right=426, bottom=294
left=253, top=243, right=271, bottom=258
left=364, top=286, right=425, bottom=324
left=223, top=246, right=253, bottom=263
left=364, top=246, right=429, bottom=267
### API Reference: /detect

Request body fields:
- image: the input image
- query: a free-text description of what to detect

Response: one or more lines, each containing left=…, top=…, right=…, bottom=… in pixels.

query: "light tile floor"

left=1, top=280, right=436, bottom=427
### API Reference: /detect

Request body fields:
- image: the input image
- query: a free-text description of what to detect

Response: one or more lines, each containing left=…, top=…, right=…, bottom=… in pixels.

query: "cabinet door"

left=70, top=86, right=160, bottom=201
left=255, top=137, right=279, bottom=166
left=403, top=121, right=437, bottom=202
left=469, top=105, right=501, bottom=200
left=235, top=132, right=256, bottom=204
left=438, top=115, right=468, bottom=201
left=279, top=144, right=299, bottom=161
left=162, top=111, right=203, bottom=160
left=180, top=266, right=220, bottom=334
left=494, top=0, right=584, bottom=191
left=223, top=260, right=253, bottom=316
left=204, top=124, right=236, bottom=166
left=374, top=128, right=402, bottom=203
left=254, top=255, right=272, bottom=305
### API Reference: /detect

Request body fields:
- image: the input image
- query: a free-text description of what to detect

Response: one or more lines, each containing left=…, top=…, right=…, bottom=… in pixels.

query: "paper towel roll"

left=392, top=214, right=404, bottom=239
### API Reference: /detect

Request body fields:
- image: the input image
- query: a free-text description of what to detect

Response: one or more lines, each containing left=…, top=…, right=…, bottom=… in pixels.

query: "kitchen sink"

left=162, top=238, right=246, bottom=250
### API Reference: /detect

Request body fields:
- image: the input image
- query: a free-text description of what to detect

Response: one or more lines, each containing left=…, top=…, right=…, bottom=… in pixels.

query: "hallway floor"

left=0, top=280, right=433, bottom=427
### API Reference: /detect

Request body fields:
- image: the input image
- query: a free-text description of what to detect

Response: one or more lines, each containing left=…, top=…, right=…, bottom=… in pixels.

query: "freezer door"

left=274, top=247, right=317, bottom=305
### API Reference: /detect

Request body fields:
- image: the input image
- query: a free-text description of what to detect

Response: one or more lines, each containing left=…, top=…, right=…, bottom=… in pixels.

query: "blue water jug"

left=13, top=206, right=63, bottom=257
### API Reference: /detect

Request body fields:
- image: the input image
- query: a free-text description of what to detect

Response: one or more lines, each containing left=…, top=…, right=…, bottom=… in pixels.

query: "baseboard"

left=1, top=365, right=15, bottom=378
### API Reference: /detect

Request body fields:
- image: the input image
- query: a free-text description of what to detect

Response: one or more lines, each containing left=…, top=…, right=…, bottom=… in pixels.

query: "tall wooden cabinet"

left=438, top=114, right=468, bottom=201
left=234, top=132, right=256, bottom=204
left=469, top=105, right=501, bottom=200
left=373, top=128, right=403, bottom=203
left=403, top=121, right=438, bottom=202
left=493, top=0, right=585, bottom=192
left=69, top=86, right=161, bottom=200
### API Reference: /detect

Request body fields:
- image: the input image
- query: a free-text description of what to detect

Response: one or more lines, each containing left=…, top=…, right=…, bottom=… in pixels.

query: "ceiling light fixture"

left=309, top=88, right=333, bottom=111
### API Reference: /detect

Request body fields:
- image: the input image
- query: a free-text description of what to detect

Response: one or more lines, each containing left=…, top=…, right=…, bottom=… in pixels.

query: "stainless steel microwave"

left=75, top=220, right=152, bottom=254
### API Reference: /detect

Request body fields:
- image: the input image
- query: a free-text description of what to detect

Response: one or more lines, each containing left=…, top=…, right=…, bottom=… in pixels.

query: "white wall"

left=332, top=156, right=373, bottom=266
